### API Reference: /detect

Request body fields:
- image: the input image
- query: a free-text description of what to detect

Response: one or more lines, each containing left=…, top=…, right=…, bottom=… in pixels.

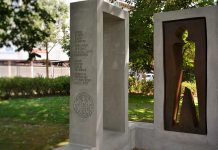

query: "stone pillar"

left=55, top=1, right=129, bottom=150
left=69, top=0, right=103, bottom=149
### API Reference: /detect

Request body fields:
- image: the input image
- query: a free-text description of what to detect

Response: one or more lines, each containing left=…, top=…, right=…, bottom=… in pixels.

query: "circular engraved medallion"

left=73, top=92, right=94, bottom=119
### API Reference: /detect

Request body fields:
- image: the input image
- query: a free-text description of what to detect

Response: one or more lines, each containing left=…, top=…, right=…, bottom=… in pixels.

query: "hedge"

left=0, top=76, right=196, bottom=99
left=0, top=76, right=70, bottom=99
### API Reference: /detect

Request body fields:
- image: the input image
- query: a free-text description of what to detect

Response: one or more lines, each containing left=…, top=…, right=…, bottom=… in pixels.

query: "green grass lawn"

left=0, top=94, right=153, bottom=150
left=129, top=94, right=154, bottom=122
left=0, top=96, right=70, bottom=150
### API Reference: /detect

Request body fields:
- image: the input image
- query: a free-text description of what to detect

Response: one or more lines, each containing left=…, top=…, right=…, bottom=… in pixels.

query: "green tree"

left=37, top=0, right=69, bottom=77
left=0, top=0, right=55, bottom=59
left=129, top=0, right=216, bottom=72
left=181, top=30, right=196, bottom=81
left=129, top=0, right=163, bottom=72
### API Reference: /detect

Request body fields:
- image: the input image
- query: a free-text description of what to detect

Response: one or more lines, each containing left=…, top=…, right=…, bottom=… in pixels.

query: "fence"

left=0, top=65, right=70, bottom=78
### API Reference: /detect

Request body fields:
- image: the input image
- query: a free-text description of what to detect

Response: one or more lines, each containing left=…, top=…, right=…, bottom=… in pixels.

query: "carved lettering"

left=72, top=31, right=92, bottom=85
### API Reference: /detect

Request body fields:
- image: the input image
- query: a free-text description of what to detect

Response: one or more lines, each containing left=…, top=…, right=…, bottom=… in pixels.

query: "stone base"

left=55, top=122, right=218, bottom=150
left=103, top=130, right=130, bottom=150
left=54, top=144, right=96, bottom=150
left=131, top=122, right=218, bottom=150
left=54, top=130, right=131, bottom=150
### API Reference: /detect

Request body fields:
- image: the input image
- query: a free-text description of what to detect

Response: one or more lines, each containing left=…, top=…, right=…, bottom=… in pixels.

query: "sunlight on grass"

left=56, top=139, right=69, bottom=147
left=135, top=109, right=145, bottom=113
left=129, top=94, right=154, bottom=122
left=0, top=101, right=9, bottom=104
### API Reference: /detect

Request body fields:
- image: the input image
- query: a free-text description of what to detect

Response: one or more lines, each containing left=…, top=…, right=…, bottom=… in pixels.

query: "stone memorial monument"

left=56, top=3, right=218, bottom=150
left=56, top=0, right=130, bottom=150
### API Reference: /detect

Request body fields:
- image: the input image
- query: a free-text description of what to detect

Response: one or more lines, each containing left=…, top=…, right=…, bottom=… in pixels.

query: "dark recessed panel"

left=163, top=18, right=207, bottom=134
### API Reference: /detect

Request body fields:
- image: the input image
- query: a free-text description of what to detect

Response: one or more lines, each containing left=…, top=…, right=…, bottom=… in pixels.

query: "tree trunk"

left=46, top=42, right=49, bottom=78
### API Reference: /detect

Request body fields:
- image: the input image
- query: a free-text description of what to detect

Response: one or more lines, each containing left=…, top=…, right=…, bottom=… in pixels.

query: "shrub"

left=128, top=77, right=154, bottom=96
left=141, top=80, right=154, bottom=96
left=129, top=76, right=141, bottom=93
left=0, top=76, right=70, bottom=99
left=128, top=76, right=135, bottom=93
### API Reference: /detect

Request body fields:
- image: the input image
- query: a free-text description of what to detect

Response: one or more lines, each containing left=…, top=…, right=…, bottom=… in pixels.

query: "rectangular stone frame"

left=153, top=6, right=218, bottom=150
left=103, top=12, right=127, bottom=132
left=55, top=1, right=129, bottom=150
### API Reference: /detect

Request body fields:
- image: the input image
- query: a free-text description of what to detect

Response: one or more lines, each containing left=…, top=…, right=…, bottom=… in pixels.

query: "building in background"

left=0, top=44, right=70, bottom=78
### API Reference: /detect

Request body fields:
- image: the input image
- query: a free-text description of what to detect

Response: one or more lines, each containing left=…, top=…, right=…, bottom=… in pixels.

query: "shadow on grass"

left=0, top=119, right=69, bottom=150
left=0, top=96, right=70, bottom=150
left=0, top=96, right=69, bottom=124
left=129, top=94, right=154, bottom=122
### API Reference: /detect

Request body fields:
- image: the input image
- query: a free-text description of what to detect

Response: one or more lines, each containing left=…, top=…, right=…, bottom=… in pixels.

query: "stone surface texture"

left=56, top=0, right=129, bottom=150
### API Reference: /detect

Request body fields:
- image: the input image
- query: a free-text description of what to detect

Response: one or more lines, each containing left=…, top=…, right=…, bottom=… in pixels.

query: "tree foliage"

left=129, top=0, right=216, bottom=72
left=182, top=30, right=196, bottom=81
left=0, top=0, right=56, bottom=59
left=37, top=0, right=70, bottom=59
left=36, top=0, right=69, bottom=77
left=38, top=0, right=68, bottom=45
left=61, top=29, right=70, bottom=57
